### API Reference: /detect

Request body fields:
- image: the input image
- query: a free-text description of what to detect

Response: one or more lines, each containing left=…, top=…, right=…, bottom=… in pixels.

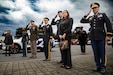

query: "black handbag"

left=60, top=40, right=69, bottom=50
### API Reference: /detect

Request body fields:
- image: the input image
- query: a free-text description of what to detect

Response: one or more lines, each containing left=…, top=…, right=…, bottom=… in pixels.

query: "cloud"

left=0, top=0, right=113, bottom=35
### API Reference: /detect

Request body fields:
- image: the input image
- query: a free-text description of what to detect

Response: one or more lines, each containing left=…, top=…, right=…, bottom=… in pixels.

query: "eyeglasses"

left=92, top=7, right=98, bottom=9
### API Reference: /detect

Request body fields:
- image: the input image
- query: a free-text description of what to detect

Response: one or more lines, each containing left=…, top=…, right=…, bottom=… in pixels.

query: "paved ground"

left=0, top=45, right=113, bottom=75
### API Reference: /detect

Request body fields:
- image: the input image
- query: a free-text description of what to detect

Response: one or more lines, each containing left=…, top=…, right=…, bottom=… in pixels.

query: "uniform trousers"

left=91, top=40, right=106, bottom=69
left=30, top=40, right=37, bottom=57
left=79, top=41, right=86, bottom=53
left=43, top=36, right=51, bottom=60
left=58, top=38, right=63, bottom=62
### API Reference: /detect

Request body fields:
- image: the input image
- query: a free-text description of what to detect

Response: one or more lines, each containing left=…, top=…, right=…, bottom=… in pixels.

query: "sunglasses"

left=92, top=7, right=98, bottom=9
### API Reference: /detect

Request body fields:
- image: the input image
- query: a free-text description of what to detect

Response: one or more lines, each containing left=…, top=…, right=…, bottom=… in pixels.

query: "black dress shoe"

left=65, top=66, right=71, bottom=69
left=43, top=59, right=47, bottom=61
left=61, top=65, right=65, bottom=68
left=58, top=61, right=63, bottom=64
left=92, top=68, right=100, bottom=72
left=100, top=68, right=106, bottom=74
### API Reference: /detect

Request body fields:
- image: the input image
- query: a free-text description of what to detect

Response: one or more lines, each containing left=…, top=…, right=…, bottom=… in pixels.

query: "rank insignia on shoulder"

left=97, top=14, right=103, bottom=18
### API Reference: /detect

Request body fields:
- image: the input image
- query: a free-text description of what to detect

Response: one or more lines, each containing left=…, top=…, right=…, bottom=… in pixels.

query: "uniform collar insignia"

left=97, top=13, right=103, bottom=18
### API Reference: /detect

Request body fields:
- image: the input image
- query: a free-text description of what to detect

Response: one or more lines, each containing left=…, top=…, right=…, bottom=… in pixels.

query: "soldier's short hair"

left=90, top=2, right=100, bottom=8
left=44, top=17, right=49, bottom=21
left=58, top=11, right=62, bottom=14
left=30, top=20, right=34, bottom=22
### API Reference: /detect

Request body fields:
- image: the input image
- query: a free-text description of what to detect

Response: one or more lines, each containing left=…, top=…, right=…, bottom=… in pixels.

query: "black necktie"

left=94, top=15, right=97, bottom=18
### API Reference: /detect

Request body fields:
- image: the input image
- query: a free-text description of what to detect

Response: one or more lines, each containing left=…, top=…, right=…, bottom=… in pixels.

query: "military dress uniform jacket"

left=51, top=18, right=62, bottom=36
left=80, top=13, right=112, bottom=40
left=78, top=30, right=87, bottom=44
left=28, top=25, right=39, bottom=41
left=43, top=24, right=53, bottom=38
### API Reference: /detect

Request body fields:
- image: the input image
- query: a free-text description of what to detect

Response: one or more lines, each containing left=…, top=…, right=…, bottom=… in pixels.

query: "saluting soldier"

left=78, top=26, right=87, bottom=54
left=26, top=20, right=39, bottom=58
left=42, top=17, right=53, bottom=61
left=80, top=2, right=113, bottom=73
left=51, top=11, right=64, bottom=63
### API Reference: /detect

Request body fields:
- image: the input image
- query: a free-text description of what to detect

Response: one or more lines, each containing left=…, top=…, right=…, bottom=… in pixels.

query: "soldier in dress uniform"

left=51, top=11, right=64, bottom=63
left=78, top=26, right=87, bottom=54
left=26, top=20, right=39, bottom=58
left=80, top=2, right=113, bottom=73
left=42, top=17, right=53, bottom=61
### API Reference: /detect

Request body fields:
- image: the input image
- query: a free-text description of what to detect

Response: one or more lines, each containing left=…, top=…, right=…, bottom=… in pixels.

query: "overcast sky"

left=0, top=0, right=113, bottom=36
